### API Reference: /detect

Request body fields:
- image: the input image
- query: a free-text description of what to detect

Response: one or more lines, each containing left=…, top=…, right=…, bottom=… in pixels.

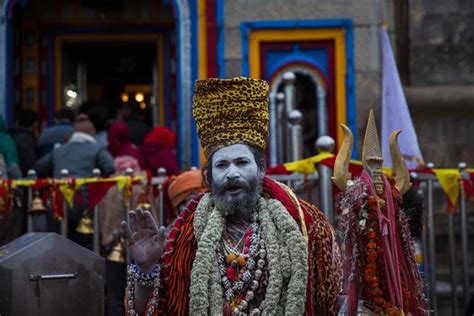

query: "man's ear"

left=203, top=169, right=210, bottom=186
left=258, top=168, right=265, bottom=180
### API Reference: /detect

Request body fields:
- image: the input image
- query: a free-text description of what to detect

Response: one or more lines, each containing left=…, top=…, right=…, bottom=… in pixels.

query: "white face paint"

left=211, top=144, right=264, bottom=213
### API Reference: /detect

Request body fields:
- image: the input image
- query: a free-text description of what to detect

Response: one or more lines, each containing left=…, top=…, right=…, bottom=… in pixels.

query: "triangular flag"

left=59, top=183, right=76, bottom=207
left=381, top=28, right=424, bottom=169
left=433, top=169, right=459, bottom=206
left=88, top=181, right=116, bottom=209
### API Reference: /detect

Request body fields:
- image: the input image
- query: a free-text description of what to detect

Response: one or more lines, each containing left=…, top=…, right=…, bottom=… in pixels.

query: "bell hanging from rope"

left=107, top=240, right=125, bottom=263
left=29, top=192, right=47, bottom=213
left=76, top=215, right=94, bottom=234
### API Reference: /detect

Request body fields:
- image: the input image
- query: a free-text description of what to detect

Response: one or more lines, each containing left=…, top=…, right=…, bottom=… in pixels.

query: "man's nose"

left=226, top=165, right=240, bottom=180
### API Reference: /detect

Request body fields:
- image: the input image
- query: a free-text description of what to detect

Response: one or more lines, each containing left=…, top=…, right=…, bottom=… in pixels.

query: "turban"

left=167, top=169, right=206, bottom=208
left=192, top=76, right=269, bottom=158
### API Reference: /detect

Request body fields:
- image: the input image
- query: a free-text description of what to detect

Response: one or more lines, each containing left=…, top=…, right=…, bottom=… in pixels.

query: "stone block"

left=224, top=26, right=242, bottom=60
left=354, top=71, right=381, bottom=155
left=412, top=113, right=474, bottom=167
left=224, top=0, right=383, bottom=28
left=225, top=59, right=242, bottom=77
left=353, top=26, right=381, bottom=72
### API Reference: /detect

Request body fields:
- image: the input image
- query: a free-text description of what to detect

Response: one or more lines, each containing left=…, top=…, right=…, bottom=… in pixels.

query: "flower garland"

left=365, top=195, right=395, bottom=315
left=267, top=198, right=308, bottom=315
left=189, top=200, right=225, bottom=314
left=258, top=197, right=283, bottom=314
left=189, top=193, right=308, bottom=315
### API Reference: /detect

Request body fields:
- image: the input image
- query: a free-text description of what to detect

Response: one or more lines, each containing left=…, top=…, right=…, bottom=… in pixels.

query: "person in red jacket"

left=140, top=126, right=179, bottom=176
left=107, top=121, right=144, bottom=168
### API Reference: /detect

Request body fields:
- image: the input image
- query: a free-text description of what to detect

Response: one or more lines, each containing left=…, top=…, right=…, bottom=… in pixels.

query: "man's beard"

left=210, top=176, right=262, bottom=219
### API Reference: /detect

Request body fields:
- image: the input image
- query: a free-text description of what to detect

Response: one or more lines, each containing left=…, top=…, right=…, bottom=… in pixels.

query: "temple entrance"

left=61, top=41, right=159, bottom=127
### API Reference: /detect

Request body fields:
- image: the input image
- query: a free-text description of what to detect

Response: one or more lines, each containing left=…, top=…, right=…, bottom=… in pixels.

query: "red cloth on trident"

left=360, top=171, right=403, bottom=308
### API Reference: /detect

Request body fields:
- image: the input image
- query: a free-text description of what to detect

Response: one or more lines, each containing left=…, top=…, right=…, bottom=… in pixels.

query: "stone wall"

left=223, top=0, right=395, bottom=156
left=406, top=0, right=474, bottom=166
left=409, top=0, right=474, bottom=85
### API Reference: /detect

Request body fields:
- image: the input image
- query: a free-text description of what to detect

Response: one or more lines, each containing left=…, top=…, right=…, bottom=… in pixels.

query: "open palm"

left=121, top=208, right=166, bottom=271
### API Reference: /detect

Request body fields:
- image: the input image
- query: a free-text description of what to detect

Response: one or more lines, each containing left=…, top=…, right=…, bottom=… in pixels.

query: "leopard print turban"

left=193, top=76, right=269, bottom=158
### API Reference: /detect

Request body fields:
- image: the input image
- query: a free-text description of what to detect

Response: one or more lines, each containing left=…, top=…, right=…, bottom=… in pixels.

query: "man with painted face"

left=122, top=77, right=341, bottom=315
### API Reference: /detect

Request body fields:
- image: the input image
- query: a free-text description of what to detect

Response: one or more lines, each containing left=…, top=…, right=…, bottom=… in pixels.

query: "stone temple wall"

left=407, top=0, right=474, bottom=167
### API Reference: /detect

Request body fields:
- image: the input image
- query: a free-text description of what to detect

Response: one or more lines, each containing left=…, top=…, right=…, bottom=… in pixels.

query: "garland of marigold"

left=366, top=195, right=398, bottom=316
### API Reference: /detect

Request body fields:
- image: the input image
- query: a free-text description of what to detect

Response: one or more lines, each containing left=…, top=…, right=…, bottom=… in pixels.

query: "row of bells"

left=29, top=194, right=95, bottom=234
left=28, top=193, right=127, bottom=263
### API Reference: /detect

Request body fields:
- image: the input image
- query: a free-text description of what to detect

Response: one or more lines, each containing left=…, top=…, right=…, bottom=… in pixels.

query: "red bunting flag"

left=87, top=181, right=116, bottom=209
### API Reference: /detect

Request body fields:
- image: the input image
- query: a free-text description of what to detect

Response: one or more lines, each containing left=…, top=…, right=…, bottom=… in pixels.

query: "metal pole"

left=315, top=136, right=335, bottom=225
left=288, top=109, right=303, bottom=162
left=283, top=71, right=296, bottom=113
left=124, top=167, right=134, bottom=264
left=157, top=168, right=167, bottom=227
left=458, top=162, right=470, bottom=309
left=60, top=169, right=69, bottom=238
left=283, top=72, right=296, bottom=162
left=92, top=168, right=101, bottom=254
left=426, top=162, right=438, bottom=315
left=26, top=169, right=36, bottom=233
left=448, top=212, right=458, bottom=316
left=316, top=85, right=328, bottom=137
left=276, top=93, right=285, bottom=164
left=269, top=92, right=278, bottom=167
left=414, top=172, right=430, bottom=299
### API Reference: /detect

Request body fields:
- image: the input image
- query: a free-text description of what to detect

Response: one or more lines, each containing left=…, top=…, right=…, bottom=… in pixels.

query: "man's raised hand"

left=121, top=208, right=166, bottom=272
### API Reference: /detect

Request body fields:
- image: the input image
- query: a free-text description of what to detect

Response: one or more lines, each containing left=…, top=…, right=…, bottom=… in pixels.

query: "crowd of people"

left=0, top=105, right=179, bottom=181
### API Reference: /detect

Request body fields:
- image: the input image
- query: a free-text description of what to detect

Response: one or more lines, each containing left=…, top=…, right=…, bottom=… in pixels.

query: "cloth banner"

left=381, top=28, right=424, bottom=169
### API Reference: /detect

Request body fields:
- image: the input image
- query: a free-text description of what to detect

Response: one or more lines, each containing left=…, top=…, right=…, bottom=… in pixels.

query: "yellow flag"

left=115, top=176, right=131, bottom=192
left=59, top=184, right=75, bottom=207
left=284, top=152, right=334, bottom=174
left=433, top=169, right=460, bottom=205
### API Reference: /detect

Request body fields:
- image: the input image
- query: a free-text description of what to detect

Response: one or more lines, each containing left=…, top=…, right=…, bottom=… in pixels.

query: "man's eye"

left=237, top=160, right=249, bottom=166
left=216, top=163, right=227, bottom=168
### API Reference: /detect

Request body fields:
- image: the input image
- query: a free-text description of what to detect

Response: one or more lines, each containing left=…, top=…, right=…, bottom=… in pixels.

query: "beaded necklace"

left=218, top=214, right=267, bottom=315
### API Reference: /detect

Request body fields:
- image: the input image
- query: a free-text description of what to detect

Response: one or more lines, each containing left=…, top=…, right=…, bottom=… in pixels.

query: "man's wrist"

left=128, top=262, right=161, bottom=288
left=137, top=263, right=157, bottom=273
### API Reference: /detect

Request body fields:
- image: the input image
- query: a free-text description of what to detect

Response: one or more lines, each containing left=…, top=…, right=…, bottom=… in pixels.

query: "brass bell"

left=29, top=193, right=46, bottom=213
left=107, top=241, right=125, bottom=263
left=76, top=215, right=94, bottom=234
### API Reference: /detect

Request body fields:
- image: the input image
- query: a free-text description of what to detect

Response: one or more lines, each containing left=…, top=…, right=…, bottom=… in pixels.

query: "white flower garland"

left=268, top=198, right=308, bottom=315
left=189, top=197, right=224, bottom=315
left=259, top=198, right=284, bottom=314
left=189, top=193, right=308, bottom=315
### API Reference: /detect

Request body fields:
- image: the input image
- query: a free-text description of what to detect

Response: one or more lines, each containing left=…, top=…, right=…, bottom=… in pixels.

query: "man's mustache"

left=217, top=178, right=250, bottom=193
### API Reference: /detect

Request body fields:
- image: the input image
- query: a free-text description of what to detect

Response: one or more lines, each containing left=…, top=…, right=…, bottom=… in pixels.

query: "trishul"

left=332, top=109, right=411, bottom=195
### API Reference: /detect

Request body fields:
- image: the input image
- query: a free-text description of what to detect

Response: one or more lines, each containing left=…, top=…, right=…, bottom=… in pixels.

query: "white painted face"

left=211, top=144, right=264, bottom=211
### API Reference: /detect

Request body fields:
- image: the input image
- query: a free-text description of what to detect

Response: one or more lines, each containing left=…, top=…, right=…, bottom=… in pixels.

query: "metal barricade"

left=413, top=163, right=473, bottom=315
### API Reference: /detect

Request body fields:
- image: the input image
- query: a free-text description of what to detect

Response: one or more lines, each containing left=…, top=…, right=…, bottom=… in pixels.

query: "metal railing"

left=412, top=163, right=473, bottom=315
left=5, top=159, right=473, bottom=314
